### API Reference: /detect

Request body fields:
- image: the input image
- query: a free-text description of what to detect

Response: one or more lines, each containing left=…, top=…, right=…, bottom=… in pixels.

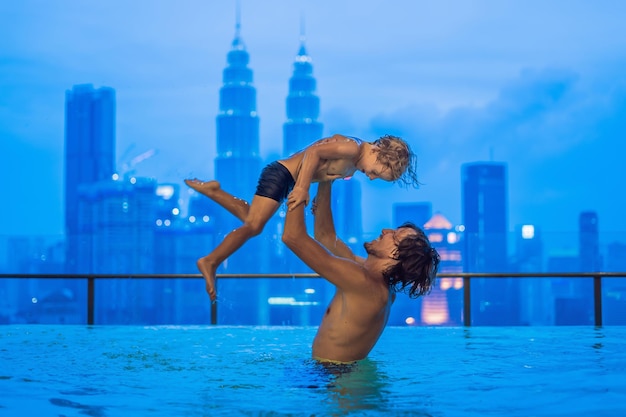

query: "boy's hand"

left=287, top=186, right=309, bottom=211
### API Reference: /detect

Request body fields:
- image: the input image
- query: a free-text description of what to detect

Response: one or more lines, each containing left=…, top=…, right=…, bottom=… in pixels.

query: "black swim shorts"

left=255, top=161, right=295, bottom=203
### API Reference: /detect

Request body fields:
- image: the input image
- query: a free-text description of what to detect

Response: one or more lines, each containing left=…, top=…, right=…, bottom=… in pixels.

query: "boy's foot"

left=184, top=179, right=221, bottom=198
left=196, top=256, right=217, bottom=302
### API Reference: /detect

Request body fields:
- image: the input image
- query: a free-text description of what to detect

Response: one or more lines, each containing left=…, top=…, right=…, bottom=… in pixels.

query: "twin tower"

left=212, top=20, right=323, bottom=208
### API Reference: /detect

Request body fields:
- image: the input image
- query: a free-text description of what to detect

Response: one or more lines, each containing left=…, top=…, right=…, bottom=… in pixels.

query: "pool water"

left=1, top=325, right=625, bottom=416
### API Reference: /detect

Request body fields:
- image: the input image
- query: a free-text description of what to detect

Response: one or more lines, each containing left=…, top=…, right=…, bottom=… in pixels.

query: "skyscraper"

left=212, top=15, right=262, bottom=272
left=215, top=18, right=261, bottom=202
left=462, top=162, right=508, bottom=272
left=392, top=202, right=432, bottom=228
left=331, top=179, right=362, bottom=252
left=273, top=27, right=325, bottom=274
left=64, top=84, right=116, bottom=272
left=462, top=162, right=518, bottom=324
left=550, top=210, right=602, bottom=325
left=76, top=177, right=157, bottom=274
left=201, top=10, right=267, bottom=325
left=283, top=30, right=323, bottom=157
left=514, top=224, right=550, bottom=325
left=579, top=211, right=602, bottom=271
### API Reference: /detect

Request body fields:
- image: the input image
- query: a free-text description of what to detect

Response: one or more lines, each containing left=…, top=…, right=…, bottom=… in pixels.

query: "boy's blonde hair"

left=373, top=134, right=419, bottom=188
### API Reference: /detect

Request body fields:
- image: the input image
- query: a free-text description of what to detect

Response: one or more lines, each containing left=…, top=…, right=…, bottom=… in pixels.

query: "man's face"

left=364, top=226, right=417, bottom=258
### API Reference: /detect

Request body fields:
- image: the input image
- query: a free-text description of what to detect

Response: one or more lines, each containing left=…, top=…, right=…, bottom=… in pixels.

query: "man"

left=282, top=181, right=440, bottom=363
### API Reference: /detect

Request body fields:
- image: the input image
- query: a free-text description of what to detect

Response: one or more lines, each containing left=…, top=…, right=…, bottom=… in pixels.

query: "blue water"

left=1, top=325, right=625, bottom=416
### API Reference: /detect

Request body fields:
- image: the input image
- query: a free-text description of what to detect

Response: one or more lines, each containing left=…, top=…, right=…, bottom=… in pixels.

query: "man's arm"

left=287, top=134, right=359, bottom=211
left=282, top=194, right=367, bottom=290
left=313, top=181, right=364, bottom=263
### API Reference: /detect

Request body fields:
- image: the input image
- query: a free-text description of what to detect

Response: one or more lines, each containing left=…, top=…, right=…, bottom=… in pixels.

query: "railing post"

left=87, top=275, right=95, bottom=325
left=463, top=276, right=471, bottom=326
left=211, top=278, right=217, bottom=325
left=593, top=274, right=602, bottom=327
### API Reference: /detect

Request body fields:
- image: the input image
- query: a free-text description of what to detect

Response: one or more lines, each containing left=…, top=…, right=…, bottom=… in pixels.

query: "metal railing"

left=1, top=272, right=625, bottom=326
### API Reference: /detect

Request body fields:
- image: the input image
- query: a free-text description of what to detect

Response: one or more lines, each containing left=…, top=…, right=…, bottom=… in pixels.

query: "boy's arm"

left=282, top=192, right=367, bottom=291
left=313, top=181, right=364, bottom=263
left=287, top=134, right=360, bottom=211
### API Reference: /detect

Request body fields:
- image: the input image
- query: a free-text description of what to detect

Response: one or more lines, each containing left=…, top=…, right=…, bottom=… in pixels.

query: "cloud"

left=351, top=67, right=626, bottom=235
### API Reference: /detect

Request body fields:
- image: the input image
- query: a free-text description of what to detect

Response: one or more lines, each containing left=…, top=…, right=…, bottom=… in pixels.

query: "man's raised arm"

left=313, top=181, right=364, bottom=263
left=282, top=188, right=364, bottom=289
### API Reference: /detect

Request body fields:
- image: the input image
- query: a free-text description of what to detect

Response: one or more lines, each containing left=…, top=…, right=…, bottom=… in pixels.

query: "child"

left=185, top=133, right=419, bottom=302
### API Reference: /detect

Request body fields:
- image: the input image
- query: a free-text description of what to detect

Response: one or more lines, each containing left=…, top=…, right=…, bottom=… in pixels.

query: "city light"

left=522, top=225, right=535, bottom=239
left=267, top=297, right=319, bottom=306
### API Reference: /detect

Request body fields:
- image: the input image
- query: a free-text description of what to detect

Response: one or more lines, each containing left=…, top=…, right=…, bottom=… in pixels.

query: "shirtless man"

left=282, top=181, right=440, bottom=363
left=185, top=134, right=419, bottom=302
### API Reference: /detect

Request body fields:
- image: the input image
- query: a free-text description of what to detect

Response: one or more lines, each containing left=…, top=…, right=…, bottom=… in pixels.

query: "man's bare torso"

left=312, top=281, right=393, bottom=363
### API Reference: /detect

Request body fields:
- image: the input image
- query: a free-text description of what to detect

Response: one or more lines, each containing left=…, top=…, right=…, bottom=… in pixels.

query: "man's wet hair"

left=382, top=222, right=440, bottom=298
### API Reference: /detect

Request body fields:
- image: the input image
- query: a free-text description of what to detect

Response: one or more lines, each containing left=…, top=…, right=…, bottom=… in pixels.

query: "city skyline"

left=3, top=0, right=626, bottom=254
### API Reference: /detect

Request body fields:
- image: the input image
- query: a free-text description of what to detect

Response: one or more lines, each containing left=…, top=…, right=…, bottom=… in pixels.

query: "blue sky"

left=1, top=0, right=625, bottom=251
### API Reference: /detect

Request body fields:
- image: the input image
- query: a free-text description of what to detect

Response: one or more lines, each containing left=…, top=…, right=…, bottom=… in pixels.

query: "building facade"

left=212, top=19, right=263, bottom=274
left=64, top=84, right=116, bottom=272
left=283, top=36, right=323, bottom=157
left=462, top=162, right=519, bottom=324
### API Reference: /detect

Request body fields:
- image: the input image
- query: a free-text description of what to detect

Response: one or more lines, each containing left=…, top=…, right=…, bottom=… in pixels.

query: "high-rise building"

left=514, top=224, right=543, bottom=272
left=76, top=176, right=171, bottom=323
left=579, top=211, right=602, bottom=271
left=215, top=19, right=261, bottom=203
left=265, top=28, right=331, bottom=325
left=549, top=210, right=603, bottom=325
left=331, top=180, right=362, bottom=251
left=392, top=202, right=432, bottom=228
left=605, top=242, right=626, bottom=325
left=462, top=162, right=508, bottom=272
left=268, top=30, right=323, bottom=272
left=212, top=16, right=262, bottom=273
left=64, top=84, right=116, bottom=272
left=266, top=31, right=325, bottom=277
left=202, top=11, right=267, bottom=324
left=461, top=162, right=518, bottom=324
left=283, top=31, right=323, bottom=157
left=76, top=177, right=157, bottom=274
left=514, top=224, right=551, bottom=325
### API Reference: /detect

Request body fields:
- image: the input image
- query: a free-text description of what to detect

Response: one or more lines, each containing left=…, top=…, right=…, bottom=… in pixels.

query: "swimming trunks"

left=255, top=161, right=295, bottom=203
left=312, top=357, right=358, bottom=376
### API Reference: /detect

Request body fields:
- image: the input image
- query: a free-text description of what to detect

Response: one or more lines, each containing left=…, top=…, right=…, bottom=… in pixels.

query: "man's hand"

left=287, top=186, right=309, bottom=211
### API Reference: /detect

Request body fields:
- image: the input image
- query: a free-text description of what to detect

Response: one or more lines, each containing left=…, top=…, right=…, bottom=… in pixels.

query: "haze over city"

left=2, top=0, right=625, bottom=252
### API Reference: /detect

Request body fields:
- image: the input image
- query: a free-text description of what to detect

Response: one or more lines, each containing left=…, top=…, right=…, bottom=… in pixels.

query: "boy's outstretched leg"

left=195, top=226, right=252, bottom=302
left=197, top=255, right=218, bottom=302
left=192, top=195, right=281, bottom=302
left=185, top=178, right=250, bottom=222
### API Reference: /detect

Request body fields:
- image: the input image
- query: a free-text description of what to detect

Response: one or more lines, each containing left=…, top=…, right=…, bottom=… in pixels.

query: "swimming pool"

left=1, top=325, right=624, bottom=416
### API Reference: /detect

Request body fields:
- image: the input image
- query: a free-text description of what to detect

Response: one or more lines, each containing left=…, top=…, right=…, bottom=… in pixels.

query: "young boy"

left=185, top=133, right=419, bottom=302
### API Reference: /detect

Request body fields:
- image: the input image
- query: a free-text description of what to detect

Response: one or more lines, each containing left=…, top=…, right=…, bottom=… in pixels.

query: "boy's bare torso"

left=279, top=135, right=360, bottom=182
